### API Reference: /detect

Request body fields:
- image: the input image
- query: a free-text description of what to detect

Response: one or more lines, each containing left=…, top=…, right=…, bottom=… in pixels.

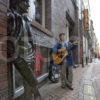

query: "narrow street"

left=40, top=59, right=100, bottom=100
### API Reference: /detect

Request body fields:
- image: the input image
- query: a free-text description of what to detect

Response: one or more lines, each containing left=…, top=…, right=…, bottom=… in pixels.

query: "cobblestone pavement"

left=40, top=65, right=87, bottom=100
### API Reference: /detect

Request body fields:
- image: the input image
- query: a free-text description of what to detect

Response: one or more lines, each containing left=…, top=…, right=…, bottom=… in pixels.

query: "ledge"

left=31, top=20, right=53, bottom=37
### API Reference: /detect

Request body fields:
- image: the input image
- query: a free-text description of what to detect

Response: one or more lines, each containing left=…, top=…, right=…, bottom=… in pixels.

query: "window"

left=15, top=69, right=23, bottom=89
left=28, top=0, right=52, bottom=30
left=28, top=0, right=36, bottom=20
left=35, top=0, right=42, bottom=24
left=12, top=65, right=24, bottom=99
left=34, top=46, right=50, bottom=77
left=28, top=0, right=45, bottom=25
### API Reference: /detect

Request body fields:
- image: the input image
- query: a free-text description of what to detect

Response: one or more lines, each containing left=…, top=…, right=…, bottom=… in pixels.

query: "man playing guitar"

left=52, top=33, right=78, bottom=90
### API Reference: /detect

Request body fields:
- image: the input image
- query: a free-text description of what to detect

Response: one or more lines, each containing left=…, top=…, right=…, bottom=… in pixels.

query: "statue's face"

left=18, top=0, right=30, bottom=13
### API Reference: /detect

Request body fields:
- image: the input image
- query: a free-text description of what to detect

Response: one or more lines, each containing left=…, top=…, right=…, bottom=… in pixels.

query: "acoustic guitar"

left=52, top=41, right=78, bottom=65
left=52, top=48, right=68, bottom=65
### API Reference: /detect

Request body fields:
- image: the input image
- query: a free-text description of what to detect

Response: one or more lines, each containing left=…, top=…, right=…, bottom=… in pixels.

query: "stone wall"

left=51, top=0, right=76, bottom=39
left=50, top=0, right=80, bottom=64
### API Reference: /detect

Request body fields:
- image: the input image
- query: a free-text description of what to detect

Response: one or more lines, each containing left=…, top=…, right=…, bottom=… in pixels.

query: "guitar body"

left=52, top=53, right=63, bottom=65
left=52, top=48, right=68, bottom=65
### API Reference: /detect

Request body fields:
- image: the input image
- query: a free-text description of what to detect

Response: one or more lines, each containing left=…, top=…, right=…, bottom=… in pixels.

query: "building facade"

left=50, top=0, right=80, bottom=64
left=78, top=0, right=95, bottom=64
left=1, top=0, right=80, bottom=100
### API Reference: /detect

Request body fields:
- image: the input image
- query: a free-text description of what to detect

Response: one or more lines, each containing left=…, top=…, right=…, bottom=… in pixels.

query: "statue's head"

left=10, top=0, right=30, bottom=14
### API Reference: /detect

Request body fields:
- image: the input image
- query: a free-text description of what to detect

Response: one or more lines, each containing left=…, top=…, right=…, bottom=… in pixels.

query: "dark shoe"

left=34, top=93, right=43, bottom=100
left=73, top=65, right=78, bottom=68
left=66, top=84, right=74, bottom=90
left=61, top=85, right=66, bottom=88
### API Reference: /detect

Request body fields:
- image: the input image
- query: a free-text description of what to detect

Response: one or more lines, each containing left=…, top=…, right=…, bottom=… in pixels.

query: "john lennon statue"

left=7, top=0, right=42, bottom=100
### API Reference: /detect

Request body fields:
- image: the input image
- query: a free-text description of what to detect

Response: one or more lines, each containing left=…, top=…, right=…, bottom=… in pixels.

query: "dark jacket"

left=52, top=41, right=77, bottom=66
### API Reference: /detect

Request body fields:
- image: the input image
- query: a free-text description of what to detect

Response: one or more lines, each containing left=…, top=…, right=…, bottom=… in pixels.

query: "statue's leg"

left=13, top=57, right=41, bottom=99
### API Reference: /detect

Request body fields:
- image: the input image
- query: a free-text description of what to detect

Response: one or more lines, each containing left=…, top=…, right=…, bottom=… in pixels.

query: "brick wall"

left=0, top=0, right=9, bottom=100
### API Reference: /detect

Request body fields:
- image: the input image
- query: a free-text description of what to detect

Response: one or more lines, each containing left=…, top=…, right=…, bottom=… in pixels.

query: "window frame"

left=28, top=0, right=46, bottom=27
left=12, top=64, right=24, bottom=99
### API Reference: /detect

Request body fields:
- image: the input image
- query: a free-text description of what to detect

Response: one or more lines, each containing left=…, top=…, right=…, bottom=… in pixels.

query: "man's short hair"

left=59, top=33, right=65, bottom=37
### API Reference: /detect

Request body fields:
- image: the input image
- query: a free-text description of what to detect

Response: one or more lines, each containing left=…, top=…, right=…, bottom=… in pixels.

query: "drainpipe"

left=80, top=0, right=85, bottom=66
left=77, top=4, right=80, bottom=64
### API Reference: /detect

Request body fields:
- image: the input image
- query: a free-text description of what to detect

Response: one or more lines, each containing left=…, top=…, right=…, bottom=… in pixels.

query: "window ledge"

left=31, top=20, right=53, bottom=37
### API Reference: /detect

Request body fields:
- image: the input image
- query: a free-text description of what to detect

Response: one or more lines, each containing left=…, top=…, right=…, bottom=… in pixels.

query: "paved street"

left=40, top=60, right=100, bottom=100
left=40, top=65, right=88, bottom=100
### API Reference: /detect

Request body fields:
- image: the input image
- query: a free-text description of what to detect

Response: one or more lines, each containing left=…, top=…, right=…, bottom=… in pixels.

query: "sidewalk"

left=40, top=65, right=87, bottom=100
left=78, top=63, right=96, bottom=100
left=92, top=61, right=100, bottom=100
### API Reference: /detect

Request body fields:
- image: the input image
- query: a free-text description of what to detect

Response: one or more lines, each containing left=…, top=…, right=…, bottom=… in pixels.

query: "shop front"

left=31, top=26, right=53, bottom=81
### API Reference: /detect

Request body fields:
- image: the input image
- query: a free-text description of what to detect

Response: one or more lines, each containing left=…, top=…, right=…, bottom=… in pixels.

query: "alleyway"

left=40, top=60, right=100, bottom=100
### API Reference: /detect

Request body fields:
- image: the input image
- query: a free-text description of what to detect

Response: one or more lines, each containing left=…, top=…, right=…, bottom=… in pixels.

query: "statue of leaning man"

left=7, top=0, right=42, bottom=100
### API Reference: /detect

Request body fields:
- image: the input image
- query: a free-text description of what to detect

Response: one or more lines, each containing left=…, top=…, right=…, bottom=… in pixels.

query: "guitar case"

left=48, top=60, right=60, bottom=83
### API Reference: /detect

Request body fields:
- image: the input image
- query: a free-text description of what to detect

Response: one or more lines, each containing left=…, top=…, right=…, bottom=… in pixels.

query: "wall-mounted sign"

left=31, top=27, right=53, bottom=48
left=83, top=9, right=89, bottom=32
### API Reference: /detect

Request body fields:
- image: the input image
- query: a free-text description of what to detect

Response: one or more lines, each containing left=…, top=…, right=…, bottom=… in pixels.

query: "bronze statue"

left=7, top=0, right=42, bottom=100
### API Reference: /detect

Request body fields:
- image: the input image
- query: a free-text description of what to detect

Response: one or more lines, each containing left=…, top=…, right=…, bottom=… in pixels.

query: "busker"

left=52, top=33, right=77, bottom=90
